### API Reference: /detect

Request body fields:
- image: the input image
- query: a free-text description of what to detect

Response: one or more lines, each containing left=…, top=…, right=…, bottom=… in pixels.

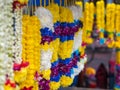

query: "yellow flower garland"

left=96, top=0, right=105, bottom=39
left=20, top=15, right=41, bottom=90
left=115, top=5, right=120, bottom=65
left=115, top=4, right=120, bottom=49
left=106, top=3, right=116, bottom=48
left=84, top=2, right=94, bottom=45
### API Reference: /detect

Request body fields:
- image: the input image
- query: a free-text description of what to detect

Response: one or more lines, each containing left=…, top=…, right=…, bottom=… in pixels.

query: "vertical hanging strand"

left=49, top=0, right=50, bottom=5
left=60, top=0, right=62, bottom=6
left=115, top=3, right=120, bottom=90
left=40, top=0, right=42, bottom=7
left=35, top=0, right=37, bottom=11
left=31, top=0, right=33, bottom=15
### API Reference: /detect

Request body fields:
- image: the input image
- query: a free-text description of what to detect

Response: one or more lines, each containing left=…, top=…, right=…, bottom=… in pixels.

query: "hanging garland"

left=20, top=15, right=41, bottom=90
left=106, top=3, right=116, bottom=48
left=35, top=7, right=54, bottom=90
left=115, top=4, right=120, bottom=90
left=84, top=2, right=94, bottom=45
left=47, top=3, right=61, bottom=90
left=96, top=0, right=105, bottom=45
left=0, top=0, right=15, bottom=90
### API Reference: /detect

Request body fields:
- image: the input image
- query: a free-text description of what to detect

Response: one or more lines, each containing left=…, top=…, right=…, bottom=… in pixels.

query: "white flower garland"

left=0, top=0, right=14, bottom=89
left=13, top=8, right=22, bottom=64
left=35, top=7, right=54, bottom=32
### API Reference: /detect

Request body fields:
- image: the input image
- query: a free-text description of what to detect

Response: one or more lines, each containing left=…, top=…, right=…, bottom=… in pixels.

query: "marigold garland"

left=96, top=0, right=105, bottom=44
left=20, top=15, right=41, bottom=90
left=84, top=2, right=94, bottom=45
left=106, top=3, right=116, bottom=48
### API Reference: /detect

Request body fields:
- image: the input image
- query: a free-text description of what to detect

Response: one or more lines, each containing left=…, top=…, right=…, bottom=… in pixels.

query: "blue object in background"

left=28, top=0, right=65, bottom=6
left=107, top=0, right=113, bottom=3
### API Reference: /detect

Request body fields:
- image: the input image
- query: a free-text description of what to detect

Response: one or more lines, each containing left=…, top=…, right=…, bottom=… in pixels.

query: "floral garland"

left=13, top=4, right=29, bottom=90
left=96, top=0, right=105, bottom=45
left=84, top=2, right=94, bottom=45
left=35, top=7, right=54, bottom=90
left=47, top=3, right=61, bottom=90
left=115, top=4, right=120, bottom=90
left=106, top=3, right=116, bottom=48
left=20, top=15, right=41, bottom=90
left=0, top=0, right=19, bottom=89
left=115, top=4, right=120, bottom=48
left=58, top=7, right=74, bottom=87
left=13, top=7, right=23, bottom=64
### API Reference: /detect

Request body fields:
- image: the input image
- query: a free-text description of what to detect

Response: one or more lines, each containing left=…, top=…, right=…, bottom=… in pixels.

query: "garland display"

left=2, top=0, right=120, bottom=90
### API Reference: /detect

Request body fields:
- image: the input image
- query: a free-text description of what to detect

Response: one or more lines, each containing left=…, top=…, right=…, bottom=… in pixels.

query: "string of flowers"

left=0, top=0, right=19, bottom=89
left=35, top=7, right=54, bottom=90
left=13, top=6, right=23, bottom=64
left=96, top=0, right=105, bottom=45
left=114, top=4, right=120, bottom=90
left=106, top=3, right=116, bottom=48
left=20, top=15, right=41, bottom=90
left=115, top=4, right=120, bottom=49
left=47, top=3, right=61, bottom=90
left=58, top=7, right=74, bottom=87
left=84, top=2, right=94, bottom=45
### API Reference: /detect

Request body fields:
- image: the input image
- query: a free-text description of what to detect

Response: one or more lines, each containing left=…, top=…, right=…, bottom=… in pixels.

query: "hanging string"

left=40, top=0, right=42, bottom=7
left=34, top=0, right=37, bottom=11
left=25, top=3, right=29, bottom=15
left=43, top=0, right=46, bottom=7
left=65, top=0, right=67, bottom=7
left=31, top=0, right=33, bottom=15
left=52, top=0, right=54, bottom=3
left=28, top=1, right=30, bottom=15
left=49, top=0, right=50, bottom=5
left=60, top=0, right=62, bottom=6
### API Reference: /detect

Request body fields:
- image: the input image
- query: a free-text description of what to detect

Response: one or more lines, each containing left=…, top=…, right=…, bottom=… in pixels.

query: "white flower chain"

left=0, top=0, right=14, bottom=89
left=35, top=7, right=54, bottom=32
left=13, top=9, right=22, bottom=64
